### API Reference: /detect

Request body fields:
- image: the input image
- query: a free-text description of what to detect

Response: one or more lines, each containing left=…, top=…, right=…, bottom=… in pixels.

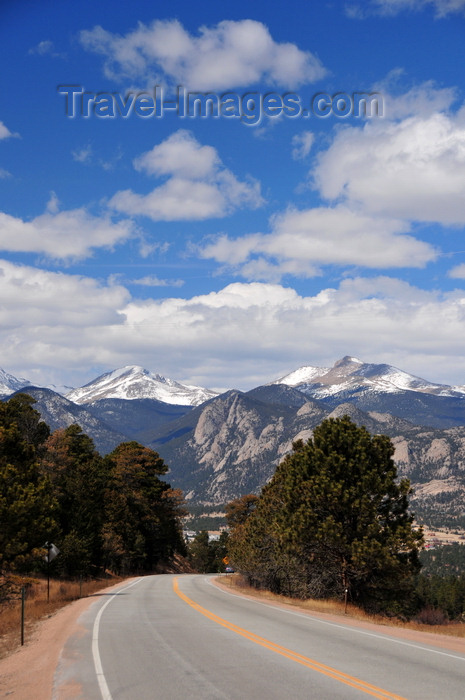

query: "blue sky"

left=1, top=0, right=465, bottom=391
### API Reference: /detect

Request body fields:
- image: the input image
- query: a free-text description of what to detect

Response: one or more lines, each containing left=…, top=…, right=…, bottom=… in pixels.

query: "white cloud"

left=0, top=199, right=136, bottom=260
left=110, top=130, right=263, bottom=221
left=71, top=144, right=123, bottom=171
left=374, top=76, right=457, bottom=119
left=448, top=263, right=465, bottom=278
left=134, top=130, right=219, bottom=179
left=348, top=0, right=465, bottom=17
left=2, top=263, right=465, bottom=389
left=131, top=275, right=184, bottom=287
left=29, top=40, right=54, bottom=55
left=200, top=205, right=437, bottom=280
left=0, top=121, right=18, bottom=140
left=72, top=144, right=93, bottom=164
left=79, top=18, right=327, bottom=91
left=314, top=109, right=465, bottom=225
left=291, top=131, right=315, bottom=160
left=0, top=259, right=129, bottom=330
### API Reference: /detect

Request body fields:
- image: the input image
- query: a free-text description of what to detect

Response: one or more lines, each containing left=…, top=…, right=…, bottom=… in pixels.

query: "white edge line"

left=209, top=576, right=465, bottom=663
left=92, top=578, right=144, bottom=700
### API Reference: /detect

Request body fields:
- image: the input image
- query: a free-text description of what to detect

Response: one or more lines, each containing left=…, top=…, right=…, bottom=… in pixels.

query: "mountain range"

left=2, top=357, right=465, bottom=527
left=66, top=365, right=218, bottom=406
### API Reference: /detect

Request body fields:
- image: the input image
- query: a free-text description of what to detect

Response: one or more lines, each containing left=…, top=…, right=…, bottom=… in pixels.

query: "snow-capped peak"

left=272, top=357, right=465, bottom=399
left=65, top=365, right=218, bottom=406
left=272, top=364, right=329, bottom=387
left=0, top=368, right=33, bottom=396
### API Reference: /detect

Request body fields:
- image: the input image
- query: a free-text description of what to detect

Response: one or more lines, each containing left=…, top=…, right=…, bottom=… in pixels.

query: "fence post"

left=21, top=586, right=25, bottom=646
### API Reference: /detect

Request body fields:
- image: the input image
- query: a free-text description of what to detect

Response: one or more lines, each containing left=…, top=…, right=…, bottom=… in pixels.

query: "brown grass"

left=218, top=574, right=465, bottom=639
left=0, top=574, right=126, bottom=660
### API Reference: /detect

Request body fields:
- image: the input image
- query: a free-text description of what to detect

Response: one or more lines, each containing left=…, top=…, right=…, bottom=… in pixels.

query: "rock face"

left=3, top=359, right=465, bottom=525
left=148, top=389, right=327, bottom=505
left=144, top=388, right=465, bottom=525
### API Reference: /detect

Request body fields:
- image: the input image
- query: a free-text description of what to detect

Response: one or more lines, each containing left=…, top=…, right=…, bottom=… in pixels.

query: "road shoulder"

left=212, top=575, right=465, bottom=655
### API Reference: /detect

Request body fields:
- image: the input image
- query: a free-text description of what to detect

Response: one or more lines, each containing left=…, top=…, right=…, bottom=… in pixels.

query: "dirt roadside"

left=1, top=576, right=464, bottom=699
left=0, top=578, right=136, bottom=700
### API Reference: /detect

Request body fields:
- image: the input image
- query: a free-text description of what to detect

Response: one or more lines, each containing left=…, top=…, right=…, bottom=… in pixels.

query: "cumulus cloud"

left=374, top=75, right=457, bottom=119
left=79, top=18, right=327, bottom=91
left=200, top=205, right=437, bottom=281
left=110, top=130, right=263, bottom=221
left=117, top=278, right=465, bottom=387
left=314, top=109, right=465, bottom=225
left=195, top=82, right=460, bottom=283
left=2, top=261, right=465, bottom=389
left=0, top=259, right=129, bottom=329
left=133, top=131, right=218, bottom=179
left=0, top=197, right=136, bottom=260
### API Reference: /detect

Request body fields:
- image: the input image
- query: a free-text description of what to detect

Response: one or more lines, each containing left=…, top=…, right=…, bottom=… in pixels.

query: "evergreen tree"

left=103, top=442, right=186, bottom=573
left=189, top=531, right=214, bottom=573
left=0, top=395, right=57, bottom=570
left=225, top=494, right=259, bottom=529
left=40, top=424, right=108, bottom=576
left=188, top=531, right=229, bottom=573
left=229, top=416, right=423, bottom=614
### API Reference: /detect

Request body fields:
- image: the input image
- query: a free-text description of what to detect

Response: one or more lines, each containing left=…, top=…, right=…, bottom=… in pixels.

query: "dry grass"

left=218, top=574, right=465, bottom=639
left=0, top=574, right=126, bottom=659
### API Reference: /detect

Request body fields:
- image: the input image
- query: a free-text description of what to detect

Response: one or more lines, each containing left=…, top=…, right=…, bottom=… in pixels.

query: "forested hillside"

left=0, top=394, right=186, bottom=578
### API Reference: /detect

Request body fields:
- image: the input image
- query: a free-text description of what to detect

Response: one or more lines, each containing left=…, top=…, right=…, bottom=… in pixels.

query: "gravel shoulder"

left=0, top=579, right=135, bottom=700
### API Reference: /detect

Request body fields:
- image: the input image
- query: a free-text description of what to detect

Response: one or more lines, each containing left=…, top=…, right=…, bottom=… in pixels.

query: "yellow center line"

left=173, top=577, right=408, bottom=700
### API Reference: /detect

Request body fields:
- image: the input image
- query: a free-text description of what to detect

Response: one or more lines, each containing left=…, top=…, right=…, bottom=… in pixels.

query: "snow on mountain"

left=66, top=365, right=219, bottom=406
left=0, top=367, right=32, bottom=396
left=273, top=356, right=465, bottom=399
left=45, top=383, right=75, bottom=395
left=272, top=364, right=330, bottom=387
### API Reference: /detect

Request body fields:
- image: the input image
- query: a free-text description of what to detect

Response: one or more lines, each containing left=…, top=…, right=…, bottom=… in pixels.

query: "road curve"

left=53, top=574, right=465, bottom=700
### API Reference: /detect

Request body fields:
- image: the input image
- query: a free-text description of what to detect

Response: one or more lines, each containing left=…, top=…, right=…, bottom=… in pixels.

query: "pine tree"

left=40, top=424, right=108, bottom=576
left=0, top=395, right=57, bottom=570
left=103, top=442, right=185, bottom=573
left=229, top=416, right=423, bottom=614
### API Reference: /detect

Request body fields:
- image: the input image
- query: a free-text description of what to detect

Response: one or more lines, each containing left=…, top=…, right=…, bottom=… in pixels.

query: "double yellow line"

left=173, top=577, right=407, bottom=700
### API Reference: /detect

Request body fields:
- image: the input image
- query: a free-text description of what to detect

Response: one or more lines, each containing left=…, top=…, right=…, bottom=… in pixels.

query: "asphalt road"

left=53, top=574, right=465, bottom=700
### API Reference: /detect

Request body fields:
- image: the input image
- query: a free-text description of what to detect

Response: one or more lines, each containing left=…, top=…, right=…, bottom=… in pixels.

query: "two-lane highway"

left=53, top=574, right=465, bottom=699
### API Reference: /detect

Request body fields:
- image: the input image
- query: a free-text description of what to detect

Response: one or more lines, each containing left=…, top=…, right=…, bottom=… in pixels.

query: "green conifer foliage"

left=229, top=416, right=423, bottom=614
left=40, top=424, right=108, bottom=576
left=103, top=442, right=186, bottom=573
left=0, top=395, right=57, bottom=570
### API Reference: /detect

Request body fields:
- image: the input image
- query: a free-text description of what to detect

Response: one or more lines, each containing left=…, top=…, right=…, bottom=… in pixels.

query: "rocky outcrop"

left=148, top=389, right=465, bottom=523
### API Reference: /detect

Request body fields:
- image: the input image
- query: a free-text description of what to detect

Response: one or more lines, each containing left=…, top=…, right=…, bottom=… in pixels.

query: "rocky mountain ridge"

left=65, top=365, right=218, bottom=406
left=145, top=388, right=465, bottom=525
left=2, top=358, right=465, bottom=526
left=273, top=356, right=465, bottom=398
